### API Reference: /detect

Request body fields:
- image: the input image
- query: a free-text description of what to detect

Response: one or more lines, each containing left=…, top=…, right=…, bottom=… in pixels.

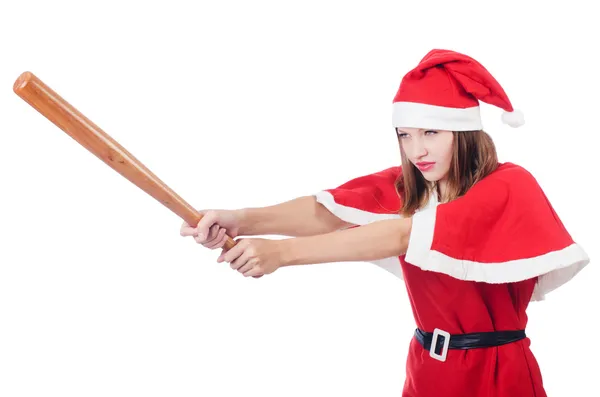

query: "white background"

left=0, top=1, right=597, bottom=396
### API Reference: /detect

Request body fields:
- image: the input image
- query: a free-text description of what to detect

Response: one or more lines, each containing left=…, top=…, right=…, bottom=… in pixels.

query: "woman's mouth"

left=416, top=162, right=435, bottom=171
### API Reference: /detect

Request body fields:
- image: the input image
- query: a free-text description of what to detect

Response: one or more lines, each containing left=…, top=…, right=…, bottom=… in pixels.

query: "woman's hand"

left=180, top=209, right=243, bottom=249
left=217, top=238, right=286, bottom=277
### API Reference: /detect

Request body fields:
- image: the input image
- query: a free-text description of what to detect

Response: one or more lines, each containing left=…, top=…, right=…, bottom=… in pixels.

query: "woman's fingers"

left=237, top=258, right=258, bottom=274
left=230, top=249, right=253, bottom=270
left=180, top=221, right=197, bottom=236
left=204, top=228, right=227, bottom=248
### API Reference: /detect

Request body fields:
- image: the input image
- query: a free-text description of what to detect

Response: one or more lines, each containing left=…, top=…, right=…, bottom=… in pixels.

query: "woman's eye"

left=425, top=130, right=438, bottom=135
left=398, top=133, right=408, bottom=138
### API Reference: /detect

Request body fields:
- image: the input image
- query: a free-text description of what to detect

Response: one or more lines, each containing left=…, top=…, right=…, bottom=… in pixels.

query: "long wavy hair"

left=394, top=130, right=499, bottom=217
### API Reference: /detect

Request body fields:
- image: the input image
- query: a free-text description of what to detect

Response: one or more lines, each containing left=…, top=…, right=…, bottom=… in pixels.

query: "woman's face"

left=397, top=127, right=454, bottom=183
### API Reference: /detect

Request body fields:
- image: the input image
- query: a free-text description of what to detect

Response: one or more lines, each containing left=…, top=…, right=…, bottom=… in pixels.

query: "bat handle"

left=223, top=236, right=237, bottom=251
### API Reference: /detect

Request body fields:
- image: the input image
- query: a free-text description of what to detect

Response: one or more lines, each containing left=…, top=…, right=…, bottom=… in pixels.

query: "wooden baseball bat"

left=13, top=72, right=253, bottom=270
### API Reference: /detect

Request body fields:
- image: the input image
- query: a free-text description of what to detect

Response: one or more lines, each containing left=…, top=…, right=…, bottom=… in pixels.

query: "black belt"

left=414, top=328, right=526, bottom=362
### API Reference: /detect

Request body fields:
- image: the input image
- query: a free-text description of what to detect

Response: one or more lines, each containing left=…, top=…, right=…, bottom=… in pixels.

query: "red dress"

left=313, top=162, right=589, bottom=397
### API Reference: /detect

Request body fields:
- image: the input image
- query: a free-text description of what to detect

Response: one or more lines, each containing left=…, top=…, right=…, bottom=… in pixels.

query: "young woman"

left=180, top=49, right=589, bottom=397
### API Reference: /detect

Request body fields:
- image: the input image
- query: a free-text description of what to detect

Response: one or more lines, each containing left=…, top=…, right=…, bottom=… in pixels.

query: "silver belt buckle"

left=430, top=328, right=450, bottom=362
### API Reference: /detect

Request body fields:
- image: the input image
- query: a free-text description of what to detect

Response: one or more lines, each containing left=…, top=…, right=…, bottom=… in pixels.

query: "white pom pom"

left=501, top=109, right=525, bottom=128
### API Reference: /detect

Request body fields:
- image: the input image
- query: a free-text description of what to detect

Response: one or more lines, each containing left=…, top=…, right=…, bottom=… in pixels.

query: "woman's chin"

left=421, top=173, right=441, bottom=182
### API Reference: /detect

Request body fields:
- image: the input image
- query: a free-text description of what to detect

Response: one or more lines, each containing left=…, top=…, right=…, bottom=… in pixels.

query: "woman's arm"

left=280, top=217, right=412, bottom=266
left=238, top=196, right=354, bottom=237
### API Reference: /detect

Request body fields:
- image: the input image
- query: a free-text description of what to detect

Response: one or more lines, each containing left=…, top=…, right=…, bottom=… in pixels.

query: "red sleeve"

left=312, top=166, right=403, bottom=225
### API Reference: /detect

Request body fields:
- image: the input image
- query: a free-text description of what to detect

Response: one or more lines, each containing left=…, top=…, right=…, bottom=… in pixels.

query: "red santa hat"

left=392, top=49, right=524, bottom=131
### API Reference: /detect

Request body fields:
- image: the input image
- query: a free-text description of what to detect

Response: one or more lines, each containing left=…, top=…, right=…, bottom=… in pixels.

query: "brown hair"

left=394, top=130, right=499, bottom=216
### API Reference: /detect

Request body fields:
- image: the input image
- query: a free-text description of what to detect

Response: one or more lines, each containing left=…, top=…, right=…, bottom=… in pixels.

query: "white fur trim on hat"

left=393, top=101, right=483, bottom=131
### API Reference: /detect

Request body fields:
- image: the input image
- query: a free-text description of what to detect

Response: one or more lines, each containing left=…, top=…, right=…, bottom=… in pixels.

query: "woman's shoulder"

left=492, top=161, right=533, bottom=175
left=484, top=161, right=538, bottom=185
left=361, top=165, right=403, bottom=184
left=328, top=165, right=402, bottom=194
left=471, top=162, right=543, bottom=199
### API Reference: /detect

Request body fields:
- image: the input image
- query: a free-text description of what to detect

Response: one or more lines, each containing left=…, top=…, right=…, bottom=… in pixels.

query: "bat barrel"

left=13, top=71, right=237, bottom=251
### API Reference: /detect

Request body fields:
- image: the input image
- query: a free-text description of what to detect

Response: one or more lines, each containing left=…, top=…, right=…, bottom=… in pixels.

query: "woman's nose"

left=413, top=139, right=428, bottom=157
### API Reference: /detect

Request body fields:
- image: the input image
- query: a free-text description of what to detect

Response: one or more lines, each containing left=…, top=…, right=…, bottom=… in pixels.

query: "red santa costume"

left=312, top=49, right=590, bottom=397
